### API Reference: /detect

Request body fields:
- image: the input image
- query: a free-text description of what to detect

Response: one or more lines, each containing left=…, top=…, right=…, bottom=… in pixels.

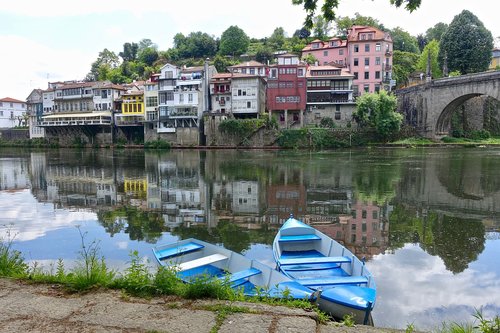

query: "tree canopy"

left=335, top=13, right=384, bottom=37
left=353, top=90, right=402, bottom=140
left=416, top=40, right=441, bottom=79
left=390, top=27, right=420, bottom=53
left=438, top=10, right=493, bottom=74
left=292, top=0, right=421, bottom=29
left=219, top=25, right=250, bottom=57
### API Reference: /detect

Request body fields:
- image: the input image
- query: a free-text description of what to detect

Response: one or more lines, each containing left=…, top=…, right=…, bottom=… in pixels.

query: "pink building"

left=302, top=25, right=393, bottom=96
left=302, top=37, right=348, bottom=66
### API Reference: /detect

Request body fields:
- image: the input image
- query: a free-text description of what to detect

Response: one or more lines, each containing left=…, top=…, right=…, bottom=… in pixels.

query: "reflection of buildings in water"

left=267, top=184, right=307, bottom=225
left=0, top=158, right=30, bottom=191
left=210, top=180, right=266, bottom=228
left=313, top=200, right=390, bottom=260
left=145, top=153, right=206, bottom=230
left=305, top=187, right=353, bottom=224
left=123, top=178, right=147, bottom=208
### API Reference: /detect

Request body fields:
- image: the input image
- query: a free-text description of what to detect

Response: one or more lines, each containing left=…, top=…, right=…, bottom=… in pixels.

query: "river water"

left=0, top=147, right=499, bottom=330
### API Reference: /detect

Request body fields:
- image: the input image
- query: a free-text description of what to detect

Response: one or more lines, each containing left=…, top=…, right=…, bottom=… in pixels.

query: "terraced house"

left=302, top=25, right=394, bottom=95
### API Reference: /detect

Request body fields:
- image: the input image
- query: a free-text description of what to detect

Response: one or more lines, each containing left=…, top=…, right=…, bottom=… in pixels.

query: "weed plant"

left=0, top=230, right=28, bottom=277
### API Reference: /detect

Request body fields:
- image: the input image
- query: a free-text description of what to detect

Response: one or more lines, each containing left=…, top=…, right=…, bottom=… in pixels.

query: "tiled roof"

left=0, top=97, right=25, bottom=103
left=347, top=25, right=390, bottom=42
left=302, top=39, right=347, bottom=52
left=57, top=82, right=95, bottom=89
left=228, top=60, right=266, bottom=68
left=306, top=65, right=354, bottom=78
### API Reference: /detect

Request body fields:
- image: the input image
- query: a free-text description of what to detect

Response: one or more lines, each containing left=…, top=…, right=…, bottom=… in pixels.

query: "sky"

left=1, top=0, right=498, bottom=101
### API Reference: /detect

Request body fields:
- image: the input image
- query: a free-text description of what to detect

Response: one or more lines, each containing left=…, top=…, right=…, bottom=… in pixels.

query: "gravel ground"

left=0, top=278, right=409, bottom=333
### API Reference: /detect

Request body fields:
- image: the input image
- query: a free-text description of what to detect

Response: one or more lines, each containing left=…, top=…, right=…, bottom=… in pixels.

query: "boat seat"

left=278, top=256, right=351, bottom=266
left=155, top=242, right=204, bottom=260
left=296, top=276, right=368, bottom=287
left=219, top=268, right=262, bottom=286
left=278, top=234, right=321, bottom=242
left=178, top=253, right=228, bottom=271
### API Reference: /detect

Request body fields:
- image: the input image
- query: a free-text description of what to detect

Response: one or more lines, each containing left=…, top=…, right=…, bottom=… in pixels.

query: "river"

left=0, top=147, right=499, bottom=330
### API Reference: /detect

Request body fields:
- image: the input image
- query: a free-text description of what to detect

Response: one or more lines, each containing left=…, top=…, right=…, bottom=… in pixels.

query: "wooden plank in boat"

left=155, top=242, right=204, bottom=260
left=278, top=234, right=321, bottom=242
left=279, top=256, right=351, bottom=266
left=296, top=276, right=368, bottom=287
left=178, top=253, right=228, bottom=271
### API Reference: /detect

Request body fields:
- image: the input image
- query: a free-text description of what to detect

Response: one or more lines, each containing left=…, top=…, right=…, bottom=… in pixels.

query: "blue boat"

left=272, top=216, right=376, bottom=325
left=152, top=238, right=313, bottom=299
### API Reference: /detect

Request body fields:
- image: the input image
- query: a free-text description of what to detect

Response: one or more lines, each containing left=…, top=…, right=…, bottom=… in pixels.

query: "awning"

left=42, top=111, right=112, bottom=119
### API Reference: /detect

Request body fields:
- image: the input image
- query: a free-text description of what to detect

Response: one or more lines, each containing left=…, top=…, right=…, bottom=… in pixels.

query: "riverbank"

left=0, top=278, right=405, bottom=333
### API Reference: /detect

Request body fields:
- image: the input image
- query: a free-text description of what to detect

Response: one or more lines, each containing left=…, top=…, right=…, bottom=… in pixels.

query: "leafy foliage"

left=392, top=50, right=419, bottom=88
left=312, top=15, right=332, bottom=39
left=219, top=26, right=250, bottom=57
left=0, top=229, right=28, bottom=277
left=390, top=27, right=420, bottom=53
left=439, top=10, right=494, bottom=74
left=335, top=13, right=385, bottom=37
left=353, top=91, right=402, bottom=140
left=292, top=0, right=421, bottom=29
left=416, top=40, right=442, bottom=79
left=425, top=22, right=448, bottom=42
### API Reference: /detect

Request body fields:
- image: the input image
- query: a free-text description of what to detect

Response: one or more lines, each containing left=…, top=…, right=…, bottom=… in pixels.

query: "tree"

left=392, top=50, right=419, bottom=87
left=390, top=27, right=420, bottom=53
left=312, top=15, right=331, bottom=39
left=302, top=53, right=318, bottom=64
left=439, top=10, right=494, bottom=74
left=293, top=27, right=311, bottom=39
left=268, top=27, right=287, bottom=50
left=138, top=47, right=159, bottom=66
left=425, top=22, right=448, bottom=42
left=254, top=45, right=274, bottom=64
left=119, top=42, right=139, bottom=62
left=335, top=13, right=384, bottom=37
left=219, top=25, right=250, bottom=57
left=353, top=90, right=402, bottom=140
left=85, top=48, right=120, bottom=81
left=292, top=0, right=421, bottom=29
left=416, top=40, right=441, bottom=78
left=172, top=32, right=217, bottom=59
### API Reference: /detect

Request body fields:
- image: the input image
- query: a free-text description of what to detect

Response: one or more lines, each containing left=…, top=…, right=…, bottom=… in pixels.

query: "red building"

left=266, top=53, right=307, bottom=128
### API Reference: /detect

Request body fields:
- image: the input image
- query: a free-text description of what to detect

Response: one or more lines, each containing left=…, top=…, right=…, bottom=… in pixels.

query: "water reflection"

left=1, top=147, right=499, bottom=329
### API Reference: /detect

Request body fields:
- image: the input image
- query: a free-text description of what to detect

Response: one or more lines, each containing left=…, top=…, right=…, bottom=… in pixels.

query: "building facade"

left=266, top=53, right=307, bottom=128
left=302, top=25, right=393, bottom=96
left=26, top=89, right=45, bottom=138
left=490, top=48, right=500, bottom=69
left=0, top=97, right=27, bottom=128
left=305, top=65, right=355, bottom=126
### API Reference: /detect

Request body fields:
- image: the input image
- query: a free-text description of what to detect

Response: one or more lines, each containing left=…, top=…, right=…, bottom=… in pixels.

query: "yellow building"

left=490, top=48, right=500, bottom=70
left=116, top=91, right=144, bottom=126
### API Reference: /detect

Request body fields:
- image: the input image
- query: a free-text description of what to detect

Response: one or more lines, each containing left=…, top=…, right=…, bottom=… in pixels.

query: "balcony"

left=385, top=64, right=392, bottom=70
left=385, top=49, right=392, bottom=56
left=115, top=114, right=144, bottom=126
left=39, top=111, right=112, bottom=127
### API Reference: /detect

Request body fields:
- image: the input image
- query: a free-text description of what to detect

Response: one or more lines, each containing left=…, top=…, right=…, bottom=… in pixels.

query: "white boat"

left=152, top=238, right=313, bottom=299
left=272, top=216, right=377, bottom=325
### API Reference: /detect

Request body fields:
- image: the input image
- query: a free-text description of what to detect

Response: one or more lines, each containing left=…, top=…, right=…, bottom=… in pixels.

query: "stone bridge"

left=395, top=71, right=500, bottom=138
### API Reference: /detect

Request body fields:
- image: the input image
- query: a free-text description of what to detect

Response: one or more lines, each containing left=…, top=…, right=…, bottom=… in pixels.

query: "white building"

left=0, top=97, right=27, bottom=128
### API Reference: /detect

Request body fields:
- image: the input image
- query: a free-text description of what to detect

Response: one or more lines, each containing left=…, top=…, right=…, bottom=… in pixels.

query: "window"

left=373, top=211, right=378, bottom=219
left=364, top=84, right=369, bottom=92
left=339, top=49, right=344, bottom=55
left=166, top=91, right=173, bottom=101
left=353, top=72, right=358, bottom=80
left=323, top=51, right=328, bottom=57
left=270, top=68, right=277, bottom=78
left=335, top=111, right=341, bottom=120
left=298, top=68, right=305, bottom=77
left=375, top=71, right=381, bottom=79
left=365, top=44, right=370, bottom=52
left=376, top=43, right=381, bottom=52
left=375, top=84, right=380, bottom=93
left=250, top=68, right=255, bottom=74
left=247, top=101, right=251, bottom=108
left=364, top=72, right=369, bottom=79
left=362, top=210, right=367, bottom=218
left=188, top=94, right=193, bottom=102
left=179, top=94, right=184, bottom=103
left=166, top=71, right=173, bottom=78
left=354, top=44, right=359, bottom=52
left=376, top=57, right=381, bottom=65
left=364, top=58, right=370, bottom=66
left=354, top=58, right=359, bottom=66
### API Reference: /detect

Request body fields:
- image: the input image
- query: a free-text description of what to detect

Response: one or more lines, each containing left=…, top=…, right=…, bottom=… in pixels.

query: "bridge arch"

left=396, top=71, right=500, bottom=139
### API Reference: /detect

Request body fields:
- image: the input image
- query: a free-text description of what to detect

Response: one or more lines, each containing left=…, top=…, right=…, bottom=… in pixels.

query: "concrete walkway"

left=0, top=278, right=405, bottom=333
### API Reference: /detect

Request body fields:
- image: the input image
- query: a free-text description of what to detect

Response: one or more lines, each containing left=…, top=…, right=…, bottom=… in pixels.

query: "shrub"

left=0, top=231, right=28, bottom=278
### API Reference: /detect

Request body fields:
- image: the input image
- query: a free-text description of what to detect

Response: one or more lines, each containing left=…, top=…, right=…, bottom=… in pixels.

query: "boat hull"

left=272, top=217, right=377, bottom=325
